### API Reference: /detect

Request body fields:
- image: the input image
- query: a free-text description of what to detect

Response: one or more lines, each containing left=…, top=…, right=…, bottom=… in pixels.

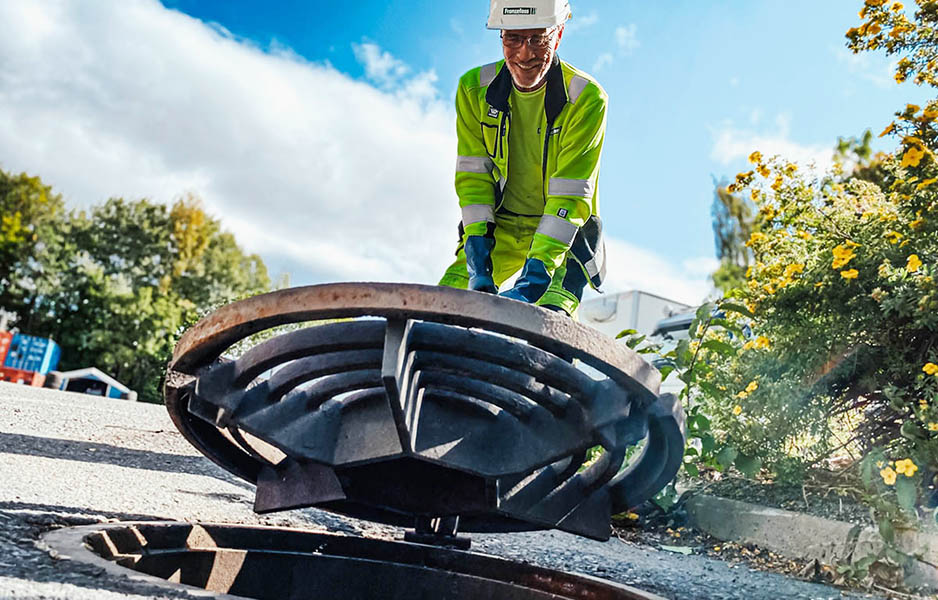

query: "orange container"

left=0, top=366, right=45, bottom=387
left=0, top=332, right=11, bottom=365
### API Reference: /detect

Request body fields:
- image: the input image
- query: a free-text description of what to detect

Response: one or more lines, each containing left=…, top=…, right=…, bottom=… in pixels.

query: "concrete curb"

left=686, top=493, right=938, bottom=589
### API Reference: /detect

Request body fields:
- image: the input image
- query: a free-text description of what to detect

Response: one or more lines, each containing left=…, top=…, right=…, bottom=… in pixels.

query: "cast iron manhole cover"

left=164, top=283, right=686, bottom=544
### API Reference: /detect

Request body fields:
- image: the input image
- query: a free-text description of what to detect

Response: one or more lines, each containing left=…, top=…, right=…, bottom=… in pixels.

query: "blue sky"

left=0, top=1, right=931, bottom=304
left=162, top=0, right=929, bottom=265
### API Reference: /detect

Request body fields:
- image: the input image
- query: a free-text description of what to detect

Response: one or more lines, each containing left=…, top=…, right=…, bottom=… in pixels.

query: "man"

left=439, top=0, right=607, bottom=316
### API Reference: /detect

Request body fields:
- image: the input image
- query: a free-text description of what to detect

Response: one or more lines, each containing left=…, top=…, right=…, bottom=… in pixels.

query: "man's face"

left=502, top=26, right=563, bottom=91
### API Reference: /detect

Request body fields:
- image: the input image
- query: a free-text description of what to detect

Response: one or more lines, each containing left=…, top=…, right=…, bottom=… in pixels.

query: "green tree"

left=0, top=170, right=68, bottom=329
left=0, top=174, right=271, bottom=403
left=710, top=180, right=755, bottom=293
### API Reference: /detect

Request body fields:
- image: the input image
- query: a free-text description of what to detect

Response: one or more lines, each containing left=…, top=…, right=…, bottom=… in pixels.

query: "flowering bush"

left=672, top=1, right=938, bottom=500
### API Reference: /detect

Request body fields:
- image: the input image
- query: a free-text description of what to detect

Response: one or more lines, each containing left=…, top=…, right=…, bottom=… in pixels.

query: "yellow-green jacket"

left=455, top=55, right=607, bottom=288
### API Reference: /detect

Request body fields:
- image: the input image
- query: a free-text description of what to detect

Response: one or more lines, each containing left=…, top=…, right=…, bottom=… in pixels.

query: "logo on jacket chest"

left=487, top=106, right=499, bottom=118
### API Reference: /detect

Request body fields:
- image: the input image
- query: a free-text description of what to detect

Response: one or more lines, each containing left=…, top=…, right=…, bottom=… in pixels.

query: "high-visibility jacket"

left=454, top=55, right=607, bottom=289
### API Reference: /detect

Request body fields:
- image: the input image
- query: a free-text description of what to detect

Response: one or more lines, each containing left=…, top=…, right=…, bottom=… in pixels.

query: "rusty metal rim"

left=169, top=283, right=659, bottom=402
left=41, top=521, right=668, bottom=600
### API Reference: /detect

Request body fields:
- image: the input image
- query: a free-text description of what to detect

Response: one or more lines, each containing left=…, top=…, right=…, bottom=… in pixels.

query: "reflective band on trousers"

left=461, top=204, right=495, bottom=226
left=536, top=214, right=579, bottom=246
left=456, top=155, right=495, bottom=174
left=549, top=178, right=594, bottom=199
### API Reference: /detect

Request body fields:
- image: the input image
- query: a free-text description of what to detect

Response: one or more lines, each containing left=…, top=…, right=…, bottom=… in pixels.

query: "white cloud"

left=833, top=45, right=896, bottom=90
left=567, top=11, right=599, bottom=31
left=0, top=0, right=459, bottom=285
left=592, top=53, right=614, bottom=74
left=584, top=238, right=714, bottom=306
left=352, top=41, right=411, bottom=88
left=591, top=23, right=639, bottom=73
left=710, top=114, right=834, bottom=172
left=615, top=24, right=640, bottom=55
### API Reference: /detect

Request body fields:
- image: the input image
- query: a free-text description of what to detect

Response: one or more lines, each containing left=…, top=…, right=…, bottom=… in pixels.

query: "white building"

left=578, top=290, right=692, bottom=339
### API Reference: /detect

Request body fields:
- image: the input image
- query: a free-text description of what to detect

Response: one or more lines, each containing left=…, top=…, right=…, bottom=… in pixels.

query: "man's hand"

left=499, top=258, right=550, bottom=303
left=465, top=235, right=498, bottom=294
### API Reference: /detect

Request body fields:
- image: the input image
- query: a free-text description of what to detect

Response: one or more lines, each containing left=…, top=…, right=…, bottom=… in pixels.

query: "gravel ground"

left=0, top=382, right=884, bottom=600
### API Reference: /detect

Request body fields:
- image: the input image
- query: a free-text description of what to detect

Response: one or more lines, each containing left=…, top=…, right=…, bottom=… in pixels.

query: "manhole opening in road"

left=42, top=521, right=661, bottom=599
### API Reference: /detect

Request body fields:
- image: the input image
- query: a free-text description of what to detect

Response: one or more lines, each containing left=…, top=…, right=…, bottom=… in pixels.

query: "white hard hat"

left=487, top=0, right=572, bottom=30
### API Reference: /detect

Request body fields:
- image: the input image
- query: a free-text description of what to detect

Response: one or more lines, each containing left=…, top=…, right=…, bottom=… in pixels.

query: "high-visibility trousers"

left=438, top=213, right=587, bottom=315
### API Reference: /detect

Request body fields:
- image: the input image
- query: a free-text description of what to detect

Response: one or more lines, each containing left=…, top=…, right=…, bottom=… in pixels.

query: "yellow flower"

left=907, top=254, right=923, bottom=272
left=907, top=103, right=921, bottom=115
left=735, top=391, right=749, bottom=400
left=892, top=2, right=904, bottom=11
left=832, top=244, right=857, bottom=269
left=832, top=257, right=851, bottom=269
left=895, top=458, right=918, bottom=477
left=910, top=214, right=926, bottom=230
left=750, top=189, right=760, bottom=202
left=798, top=230, right=812, bottom=240
left=748, top=151, right=763, bottom=164
left=896, top=70, right=907, bottom=84
left=736, top=170, right=754, bottom=182
left=754, top=336, right=770, bottom=349
left=885, top=230, right=904, bottom=244
left=901, top=146, right=926, bottom=168
left=771, top=175, right=783, bottom=191
left=879, top=261, right=892, bottom=277
left=841, top=269, right=859, bottom=280
left=916, top=178, right=937, bottom=190
left=746, top=232, right=766, bottom=246
left=921, top=398, right=929, bottom=410
left=881, top=466, right=897, bottom=486
left=929, top=423, right=938, bottom=432
left=732, top=405, right=743, bottom=416
left=924, top=109, right=938, bottom=121
left=784, top=164, right=798, bottom=177
left=745, top=380, right=759, bottom=393
left=762, top=283, right=776, bottom=295
left=924, top=362, right=938, bottom=375
left=625, top=512, right=639, bottom=521
left=867, top=22, right=882, bottom=35
left=879, top=122, right=896, bottom=137
left=757, top=165, right=771, bottom=178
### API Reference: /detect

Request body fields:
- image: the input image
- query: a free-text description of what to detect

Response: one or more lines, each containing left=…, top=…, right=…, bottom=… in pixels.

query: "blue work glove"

left=500, top=258, right=551, bottom=304
left=465, top=235, right=497, bottom=294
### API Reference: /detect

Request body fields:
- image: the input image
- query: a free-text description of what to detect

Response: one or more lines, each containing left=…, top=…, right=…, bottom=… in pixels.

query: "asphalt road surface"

left=0, top=382, right=879, bottom=600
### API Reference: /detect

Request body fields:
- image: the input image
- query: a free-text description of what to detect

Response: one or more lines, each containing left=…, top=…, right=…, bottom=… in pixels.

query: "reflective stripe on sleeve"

left=567, top=75, right=590, bottom=104
left=461, top=204, right=495, bottom=227
left=536, top=214, right=579, bottom=246
left=456, top=155, right=495, bottom=174
left=549, top=178, right=594, bottom=199
left=480, top=62, right=498, bottom=87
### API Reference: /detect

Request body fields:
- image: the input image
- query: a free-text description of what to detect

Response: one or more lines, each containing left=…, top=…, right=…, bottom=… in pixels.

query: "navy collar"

left=485, top=55, right=567, bottom=123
